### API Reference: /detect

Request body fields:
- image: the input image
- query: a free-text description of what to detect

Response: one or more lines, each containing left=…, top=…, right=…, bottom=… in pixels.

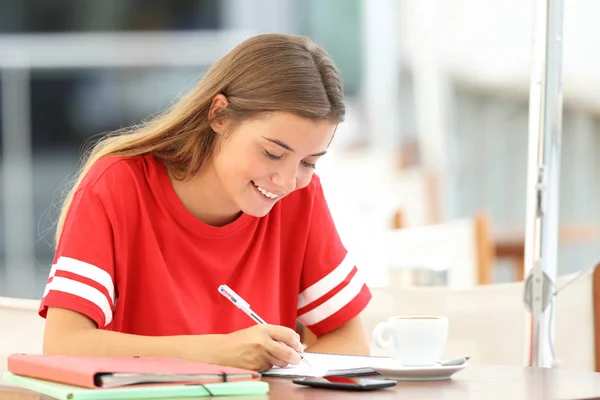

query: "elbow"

left=43, top=327, right=88, bottom=356
left=355, top=340, right=371, bottom=356
left=42, top=326, right=81, bottom=355
left=42, top=331, right=64, bottom=355
left=350, top=332, right=371, bottom=356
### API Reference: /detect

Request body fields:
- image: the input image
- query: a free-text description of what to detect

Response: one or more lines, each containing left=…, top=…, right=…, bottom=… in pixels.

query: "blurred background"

left=0, top=0, right=598, bottom=299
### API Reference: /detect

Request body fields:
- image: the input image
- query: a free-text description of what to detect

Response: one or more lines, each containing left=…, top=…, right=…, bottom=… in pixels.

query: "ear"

left=208, top=94, right=229, bottom=134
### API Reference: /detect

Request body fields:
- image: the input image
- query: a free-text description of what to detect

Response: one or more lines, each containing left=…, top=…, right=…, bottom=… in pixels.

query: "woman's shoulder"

left=80, top=155, right=149, bottom=192
left=78, top=155, right=166, bottom=208
left=76, top=155, right=166, bottom=219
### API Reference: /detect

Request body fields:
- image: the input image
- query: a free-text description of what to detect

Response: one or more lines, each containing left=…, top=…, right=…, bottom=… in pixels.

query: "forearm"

left=43, top=308, right=303, bottom=372
left=44, top=328, right=225, bottom=365
left=305, top=317, right=370, bottom=356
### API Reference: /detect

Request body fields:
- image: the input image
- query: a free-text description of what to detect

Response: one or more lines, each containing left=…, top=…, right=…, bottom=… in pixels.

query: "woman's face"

left=210, top=105, right=336, bottom=219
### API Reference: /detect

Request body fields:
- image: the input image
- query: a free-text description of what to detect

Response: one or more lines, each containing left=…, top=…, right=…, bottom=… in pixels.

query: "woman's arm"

left=44, top=308, right=225, bottom=362
left=43, top=307, right=304, bottom=372
left=304, top=315, right=370, bottom=355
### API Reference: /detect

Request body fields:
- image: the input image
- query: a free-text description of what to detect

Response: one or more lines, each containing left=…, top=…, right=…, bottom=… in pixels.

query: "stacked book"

left=4, top=353, right=268, bottom=399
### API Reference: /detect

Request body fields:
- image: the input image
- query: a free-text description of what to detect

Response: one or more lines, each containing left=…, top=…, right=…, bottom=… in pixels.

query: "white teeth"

left=253, top=182, right=279, bottom=199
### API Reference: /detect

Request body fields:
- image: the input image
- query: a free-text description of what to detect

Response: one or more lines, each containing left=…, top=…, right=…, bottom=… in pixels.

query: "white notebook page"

left=263, top=352, right=393, bottom=377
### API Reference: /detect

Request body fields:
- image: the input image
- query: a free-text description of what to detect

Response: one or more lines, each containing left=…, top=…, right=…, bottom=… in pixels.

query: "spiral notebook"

left=262, top=352, right=393, bottom=377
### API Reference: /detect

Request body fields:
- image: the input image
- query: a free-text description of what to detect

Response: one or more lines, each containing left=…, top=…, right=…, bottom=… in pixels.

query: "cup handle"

left=373, top=321, right=393, bottom=349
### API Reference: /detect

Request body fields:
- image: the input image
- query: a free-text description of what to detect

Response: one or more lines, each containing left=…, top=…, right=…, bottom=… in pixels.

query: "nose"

left=272, top=164, right=297, bottom=194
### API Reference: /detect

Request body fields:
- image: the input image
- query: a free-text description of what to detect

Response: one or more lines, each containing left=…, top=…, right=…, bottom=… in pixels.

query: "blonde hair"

left=55, top=33, right=345, bottom=245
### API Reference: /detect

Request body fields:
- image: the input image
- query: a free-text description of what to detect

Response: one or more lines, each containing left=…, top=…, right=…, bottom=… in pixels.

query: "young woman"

left=41, top=33, right=371, bottom=372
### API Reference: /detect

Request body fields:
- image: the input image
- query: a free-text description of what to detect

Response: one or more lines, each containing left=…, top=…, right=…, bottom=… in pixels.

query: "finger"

left=256, top=359, right=274, bottom=373
left=263, top=339, right=302, bottom=366
left=263, top=351, right=290, bottom=369
left=265, top=325, right=304, bottom=352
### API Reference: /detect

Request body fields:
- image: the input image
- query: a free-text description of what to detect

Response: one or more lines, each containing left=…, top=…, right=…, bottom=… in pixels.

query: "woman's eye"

left=302, top=160, right=317, bottom=169
left=263, top=148, right=316, bottom=169
left=263, top=150, right=282, bottom=160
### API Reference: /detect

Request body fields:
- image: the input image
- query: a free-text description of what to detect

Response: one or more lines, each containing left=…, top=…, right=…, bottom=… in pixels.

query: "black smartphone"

left=292, top=376, right=397, bottom=391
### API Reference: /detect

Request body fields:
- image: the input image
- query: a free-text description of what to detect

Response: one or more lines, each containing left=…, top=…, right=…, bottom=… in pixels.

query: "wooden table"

left=3, top=365, right=600, bottom=400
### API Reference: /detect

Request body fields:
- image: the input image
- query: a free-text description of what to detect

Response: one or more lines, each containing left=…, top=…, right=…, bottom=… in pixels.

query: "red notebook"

left=8, top=354, right=260, bottom=389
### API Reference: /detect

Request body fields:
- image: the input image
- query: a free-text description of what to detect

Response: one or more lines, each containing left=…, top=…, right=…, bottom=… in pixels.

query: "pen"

left=218, top=284, right=311, bottom=367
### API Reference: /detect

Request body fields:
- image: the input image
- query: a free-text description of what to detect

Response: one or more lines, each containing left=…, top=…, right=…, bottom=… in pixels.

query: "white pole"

left=524, top=0, right=564, bottom=368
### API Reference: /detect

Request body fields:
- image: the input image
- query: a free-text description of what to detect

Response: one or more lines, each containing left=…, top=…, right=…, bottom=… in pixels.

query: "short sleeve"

left=39, top=183, right=116, bottom=329
left=296, top=176, right=371, bottom=336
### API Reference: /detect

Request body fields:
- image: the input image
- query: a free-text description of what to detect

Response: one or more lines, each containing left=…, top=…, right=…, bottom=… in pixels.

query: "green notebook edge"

left=3, top=372, right=269, bottom=400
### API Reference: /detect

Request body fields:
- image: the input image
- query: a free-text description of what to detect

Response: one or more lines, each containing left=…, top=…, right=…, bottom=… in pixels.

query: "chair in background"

left=361, top=263, right=600, bottom=371
left=0, top=297, right=44, bottom=384
left=385, top=212, right=495, bottom=287
left=494, top=225, right=598, bottom=282
left=394, top=208, right=598, bottom=285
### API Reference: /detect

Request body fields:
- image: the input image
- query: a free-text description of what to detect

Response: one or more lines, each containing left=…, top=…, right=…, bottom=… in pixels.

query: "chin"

left=239, top=195, right=278, bottom=217
left=242, top=205, right=275, bottom=218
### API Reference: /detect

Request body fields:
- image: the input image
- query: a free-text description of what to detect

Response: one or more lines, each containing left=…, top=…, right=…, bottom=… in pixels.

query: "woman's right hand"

left=217, top=324, right=304, bottom=372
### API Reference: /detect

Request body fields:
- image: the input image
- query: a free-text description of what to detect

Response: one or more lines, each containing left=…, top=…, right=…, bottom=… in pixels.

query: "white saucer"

left=370, top=360, right=468, bottom=381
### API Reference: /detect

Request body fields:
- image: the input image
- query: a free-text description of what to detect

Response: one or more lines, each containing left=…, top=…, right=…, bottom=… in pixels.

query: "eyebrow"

left=262, top=137, right=328, bottom=157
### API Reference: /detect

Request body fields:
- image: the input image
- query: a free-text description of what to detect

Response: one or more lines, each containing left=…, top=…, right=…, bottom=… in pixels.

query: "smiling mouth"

left=251, top=181, right=280, bottom=200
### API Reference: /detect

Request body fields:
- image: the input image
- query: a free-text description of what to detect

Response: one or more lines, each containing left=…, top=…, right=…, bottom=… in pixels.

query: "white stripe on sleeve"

left=49, top=256, right=115, bottom=304
left=297, top=269, right=366, bottom=326
left=298, top=253, right=355, bottom=309
left=46, top=276, right=114, bottom=326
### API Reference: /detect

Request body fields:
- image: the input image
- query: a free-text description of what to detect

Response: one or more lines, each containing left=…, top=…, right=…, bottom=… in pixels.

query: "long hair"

left=55, top=33, right=345, bottom=245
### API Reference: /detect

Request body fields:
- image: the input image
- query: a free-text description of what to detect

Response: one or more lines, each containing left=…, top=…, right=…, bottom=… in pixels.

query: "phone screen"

left=323, top=376, right=386, bottom=385
left=293, top=376, right=397, bottom=391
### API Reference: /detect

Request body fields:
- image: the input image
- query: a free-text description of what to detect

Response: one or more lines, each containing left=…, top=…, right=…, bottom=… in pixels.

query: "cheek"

left=295, top=171, right=314, bottom=190
left=233, top=154, right=271, bottom=179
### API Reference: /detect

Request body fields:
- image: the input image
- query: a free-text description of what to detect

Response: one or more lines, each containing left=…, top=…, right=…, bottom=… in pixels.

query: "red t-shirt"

left=39, top=155, right=371, bottom=336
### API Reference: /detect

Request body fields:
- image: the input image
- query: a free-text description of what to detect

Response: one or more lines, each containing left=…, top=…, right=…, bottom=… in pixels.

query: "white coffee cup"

left=373, top=316, right=448, bottom=366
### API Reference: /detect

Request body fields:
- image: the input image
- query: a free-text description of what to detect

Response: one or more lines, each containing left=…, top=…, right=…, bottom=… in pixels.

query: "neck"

left=166, top=163, right=241, bottom=227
